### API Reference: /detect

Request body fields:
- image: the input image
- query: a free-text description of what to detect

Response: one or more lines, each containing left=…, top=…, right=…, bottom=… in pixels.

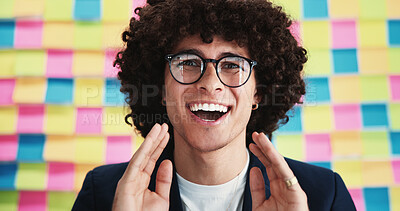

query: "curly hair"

left=114, top=0, right=307, bottom=144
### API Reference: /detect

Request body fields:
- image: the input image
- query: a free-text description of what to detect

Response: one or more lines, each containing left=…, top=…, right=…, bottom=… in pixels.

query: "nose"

left=195, top=62, right=224, bottom=94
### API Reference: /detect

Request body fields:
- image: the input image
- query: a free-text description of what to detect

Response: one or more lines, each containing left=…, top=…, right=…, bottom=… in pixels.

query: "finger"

left=250, top=167, right=266, bottom=209
left=155, top=159, right=173, bottom=201
left=249, top=143, right=277, bottom=180
left=143, top=131, right=170, bottom=176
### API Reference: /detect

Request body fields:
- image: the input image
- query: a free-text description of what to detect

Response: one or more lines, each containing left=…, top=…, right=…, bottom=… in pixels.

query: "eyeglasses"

left=165, top=53, right=257, bottom=88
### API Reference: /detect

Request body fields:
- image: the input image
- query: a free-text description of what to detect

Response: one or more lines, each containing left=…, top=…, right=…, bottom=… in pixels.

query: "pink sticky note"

left=75, top=107, right=102, bottom=134
left=393, top=160, right=400, bottom=184
left=331, top=20, right=357, bottom=49
left=106, top=136, right=132, bottom=164
left=17, top=105, right=44, bottom=133
left=0, top=79, right=15, bottom=105
left=333, top=104, right=362, bottom=130
left=348, top=189, right=365, bottom=211
left=18, top=191, right=46, bottom=211
left=390, top=75, right=400, bottom=101
left=47, top=162, right=74, bottom=191
left=46, top=50, right=73, bottom=78
left=14, top=20, right=43, bottom=49
left=132, top=0, right=147, bottom=19
left=289, top=21, right=302, bottom=45
left=104, top=49, right=120, bottom=78
left=305, top=133, right=331, bottom=161
left=0, top=135, right=18, bottom=161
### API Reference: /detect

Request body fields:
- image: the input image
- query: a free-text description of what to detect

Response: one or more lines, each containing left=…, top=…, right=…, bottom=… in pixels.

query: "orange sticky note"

left=331, top=131, right=362, bottom=157
left=331, top=76, right=361, bottom=103
left=74, top=164, right=97, bottom=191
left=43, top=22, right=74, bottom=49
left=13, top=77, right=46, bottom=104
left=362, top=160, right=393, bottom=186
left=359, top=48, right=389, bottom=74
left=102, top=22, right=126, bottom=49
left=72, top=51, right=104, bottom=77
left=44, top=135, right=75, bottom=162
left=387, top=0, right=400, bottom=18
left=333, top=160, right=363, bottom=188
left=330, top=0, right=359, bottom=18
left=14, top=0, right=44, bottom=17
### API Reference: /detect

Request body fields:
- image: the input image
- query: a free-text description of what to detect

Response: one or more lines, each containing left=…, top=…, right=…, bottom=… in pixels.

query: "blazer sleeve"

left=72, top=170, right=96, bottom=210
left=331, top=172, right=356, bottom=211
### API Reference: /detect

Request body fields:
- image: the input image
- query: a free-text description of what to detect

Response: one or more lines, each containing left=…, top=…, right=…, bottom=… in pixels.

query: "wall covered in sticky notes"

left=0, top=0, right=399, bottom=210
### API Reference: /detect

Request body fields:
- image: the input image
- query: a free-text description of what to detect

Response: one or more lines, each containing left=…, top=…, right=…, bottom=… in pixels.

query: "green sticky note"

left=389, top=103, right=400, bottom=129
left=361, top=131, right=389, bottom=157
left=302, top=21, right=330, bottom=49
left=389, top=48, right=400, bottom=73
left=304, top=49, right=331, bottom=76
left=359, top=20, right=387, bottom=48
left=16, top=163, right=46, bottom=190
left=44, top=0, right=73, bottom=21
left=15, top=50, right=46, bottom=76
left=359, top=0, right=387, bottom=19
left=360, top=75, right=389, bottom=101
left=0, top=0, right=14, bottom=18
left=74, top=22, right=102, bottom=50
left=271, top=0, right=301, bottom=20
left=48, top=192, right=77, bottom=211
left=0, top=191, right=18, bottom=211
left=275, top=134, right=304, bottom=161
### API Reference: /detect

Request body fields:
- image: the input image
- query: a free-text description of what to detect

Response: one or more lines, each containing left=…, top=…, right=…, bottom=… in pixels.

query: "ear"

left=253, top=89, right=261, bottom=105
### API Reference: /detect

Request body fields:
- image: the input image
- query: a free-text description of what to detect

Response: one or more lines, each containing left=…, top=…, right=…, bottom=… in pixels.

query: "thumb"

left=250, top=167, right=266, bottom=209
left=155, top=159, right=173, bottom=201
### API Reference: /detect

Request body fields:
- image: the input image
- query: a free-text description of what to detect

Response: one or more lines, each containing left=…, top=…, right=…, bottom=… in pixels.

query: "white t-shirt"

left=176, top=150, right=250, bottom=211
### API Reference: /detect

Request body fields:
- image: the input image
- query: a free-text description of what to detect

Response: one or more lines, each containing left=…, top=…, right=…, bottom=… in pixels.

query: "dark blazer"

left=72, top=141, right=356, bottom=211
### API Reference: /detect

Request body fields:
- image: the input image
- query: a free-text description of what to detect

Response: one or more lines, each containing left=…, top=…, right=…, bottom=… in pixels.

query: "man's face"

left=164, top=35, right=259, bottom=152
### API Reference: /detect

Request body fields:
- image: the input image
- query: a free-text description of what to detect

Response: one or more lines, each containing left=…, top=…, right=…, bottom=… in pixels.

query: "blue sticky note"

left=363, top=187, right=390, bottom=211
left=388, top=20, right=400, bottom=46
left=74, top=0, right=101, bottom=20
left=309, top=162, right=331, bottom=170
left=105, top=78, right=125, bottom=106
left=332, top=49, right=358, bottom=74
left=277, top=106, right=302, bottom=132
left=0, top=163, right=17, bottom=189
left=0, top=21, right=15, bottom=48
left=17, top=134, right=45, bottom=162
left=361, top=104, right=389, bottom=128
left=304, top=77, right=330, bottom=103
left=45, top=78, right=73, bottom=104
left=303, top=0, right=329, bottom=18
left=390, top=132, right=400, bottom=155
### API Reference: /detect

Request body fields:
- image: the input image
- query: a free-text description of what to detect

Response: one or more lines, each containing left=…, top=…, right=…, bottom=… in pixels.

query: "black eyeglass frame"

left=165, top=53, right=257, bottom=88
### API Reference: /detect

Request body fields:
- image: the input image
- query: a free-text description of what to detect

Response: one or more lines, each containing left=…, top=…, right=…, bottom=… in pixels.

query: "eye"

left=178, top=59, right=200, bottom=67
left=221, top=63, right=240, bottom=69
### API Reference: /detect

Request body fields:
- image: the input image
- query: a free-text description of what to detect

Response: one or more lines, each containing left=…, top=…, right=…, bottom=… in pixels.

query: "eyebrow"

left=174, top=49, right=243, bottom=59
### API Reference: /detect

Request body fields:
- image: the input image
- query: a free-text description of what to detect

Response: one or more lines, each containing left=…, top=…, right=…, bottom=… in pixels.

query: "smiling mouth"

left=187, top=103, right=231, bottom=122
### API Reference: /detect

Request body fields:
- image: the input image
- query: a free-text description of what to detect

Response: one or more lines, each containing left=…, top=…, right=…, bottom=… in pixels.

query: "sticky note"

left=44, top=105, right=75, bottom=135
left=15, top=50, right=46, bottom=76
left=331, top=20, right=357, bottom=49
left=361, top=131, right=389, bottom=157
left=0, top=0, right=14, bottom=18
left=389, top=48, right=400, bottom=73
left=302, top=0, right=328, bottom=19
left=392, top=160, right=400, bottom=184
left=305, top=133, right=331, bottom=161
left=389, top=104, right=400, bottom=129
left=0, top=79, right=15, bottom=105
left=358, top=20, right=387, bottom=48
left=43, top=22, right=74, bottom=49
left=13, top=0, right=44, bottom=17
left=387, top=0, right=400, bottom=18
left=333, top=160, right=362, bottom=188
left=45, top=78, right=73, bottom=104
left=105, top=78, right=125, bottom=106
left=17, top=134, right=45, bottom=162
left=348, top=189, right=365, bottom=211
left=0, top=135, right=18, bottom=161
left=391, top=187, right=400, bottom=211
left=74, top=0, right=101, bottom=20
left=46, top=50, right=73, bottom=78
left=17, top=105, right=44, bottom=133
left=364, top=187, right=390, bottom=211
left=359, top=0, right=387, bottom=19
left=103, top=106, right=132, bottom=135
left=74, top=22, right=102, bottom=50
left=0, top=21, right=15, bottom=48
left=331, top=76, right=361, bottom=103
left=18, top=191, right=46, bottom=211
left=0, top=50, right=16, bottom=77
left=360, top=75, right=389, bottom=101
left=330, top=131, right=362, bottom=157
left=308, top=162, right=331, bottom=169
left=104, top=49, right=120, bottom=77
left=47, top=162, right=74, bottom=191
left=74, top=78, right=104, bottom=106
left=275, top=134, right=304, bottom=160
left=361, top=104, right=388, bottom=128
left=329, top=0, right=359, bottom=18
left=75, top=136, right=104, bottom=164
left=13, top=77, right=46, bottom=103
left=44, top=0, right=73, bottom=21
left=302, top=21, right=330, bottom=49
left=72, top=51, right=105, bottom=76
left=16, top=163, right=46, bottom=190
left=132, top=0, right=147, bottom=19
left=102, top=22, right=126, bottom=49
left=14, top=20, right=43, bottom=49
left=270, top=0, right=301, bottom=20
left=75, top=107, right=102, bottom=134
left=0, top=191, right=18, bottom=211
left=390, top=132, right=400, bottom=155
left=48, top=192, right=77, bottom=211
left=0, top=163, right=17, bottom=189
left=359, top=48, right=389, bottom=74
left=74, top=164, right=97, bottom=191
left=304, top=77, right=330, bottom=103
left=44, top=135, right=75, bottom=162
left=303, top=49, right=331, bottom=75
left=303, top=105, right=333, bottom=132
left=133, top=135, right=144, bottom=153
left=0, top=106, right=17, bottom=134
left=277, top=106, right=302, bottom=132
left=103, top=0, right=131, bottom=21
left=333, top=104, right=361, bottom=130
left=289, top=21, right=302, bottom=45
left=106, top=136, right=132, bottom=164
left=332, top=49, right=358, bottom=74
left=389, top=76, right=400, bottom=101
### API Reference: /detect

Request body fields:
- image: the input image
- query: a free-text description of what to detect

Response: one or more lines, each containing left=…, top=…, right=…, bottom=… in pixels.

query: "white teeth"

left=209, top=104, right=215, bottom=111
left=194, top=104, right=198, bottom=111
left=215, top=104, right=220, bottom=111
left=223, top=107, right=227, bottom=113
left=189, top=103, right=229, bottom=113
left=203, top=103, right=209, bottom=111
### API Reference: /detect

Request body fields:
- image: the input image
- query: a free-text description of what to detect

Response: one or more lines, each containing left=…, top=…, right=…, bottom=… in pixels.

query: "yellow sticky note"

left=360, top=75, right=389, bottom=101
left=44, top=0, right=72, bottom=21
left=133, top=134, right=144, bottom=154
left=48, top=192, right=77, bottom=211
left=303, top=105, right=333, bottom=132
left=103, top=106, right=132, bottom=135
left=362, top=160, right=393, bottom=186
left=330, top=0, right=359, bottom=18
left=389, top=103, right=400, bottom=129
left=74, top=78, right=104, bottom=106
left=74, top=22, right=102, bottom=50
left=13, top=77, right=46, bottom=103
left=0, top=50, right=16, bottom=77
left=43, top=22, right=74, bottom=49
left=16, top=163, right=46, bottom=190
left=270, top=0, right=301, bottom=20
left=333, top=160, right=362, bottom=188
left=389, top=48, right=400, bottom=73
left=331, top=76, right=361, bottom=103
left=75, top=136, right=104, bottom=164
left=302, top=21, right=330, bottom=49
left=359, top=48, right=389, bottom=74
left=0, top=0, right=14, bottom=19
left=72, top=51, right=104, bottom=76
left=391, top=187, right=400, bottom=211
left=14, top=0, right=44, bottom=17
left=45, top=105, right=75, bottom=135
left=361, top=131, right=389, bottom=158
left=74, top=164, right=97, bottom=191
left=0, top=106, right=17, bottom=134
left=275, top=134, right=304, bottom=161
left=103, top=0, right=131, bottom=21
left=303, top=49, right=331, bottom=76
left=358, top=20, right=387, bottom=48
left=44, top=135, right=75, bottom=162
left=359, top=0, right=387, bottom=19
left=102, top=22, right=126, bottom=49
left=387, top=0, right=400, bottom=18
left=15, top=50, right=46, bottom=76
left=331, top=131, right=362, bottom=157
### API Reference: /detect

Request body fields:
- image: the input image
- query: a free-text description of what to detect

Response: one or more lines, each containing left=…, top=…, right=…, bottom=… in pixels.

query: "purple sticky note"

left=17, top=105, right=44, bottom=133
left=289, top=21, right=302, bottom=45
left=305, top=133, right=331, bottom=161
left=18, top=191, right=46, bottom=211
left=14, top=20, right=43, bottom=49
left=104, top=49, right=120, bottom=78
left=46, top=50, right=73, bottom=78
left=0, top=135, right=18, bottom=161
left=0, top=79, right=15, bottom=105
left=333, top=104, right=362, bottom=130
left=47, top=162, right=74, bottom=191
left=390, top=75, right=400, bottom=101
left=75, top=107, right=102, bottom=134
left=106, top=136, right=132, bottom=164
left=331, top=20, right=357, bottom=49
left=393, top=160, right=400, bottom=184
left=348, top=189, right=365, bottom=211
